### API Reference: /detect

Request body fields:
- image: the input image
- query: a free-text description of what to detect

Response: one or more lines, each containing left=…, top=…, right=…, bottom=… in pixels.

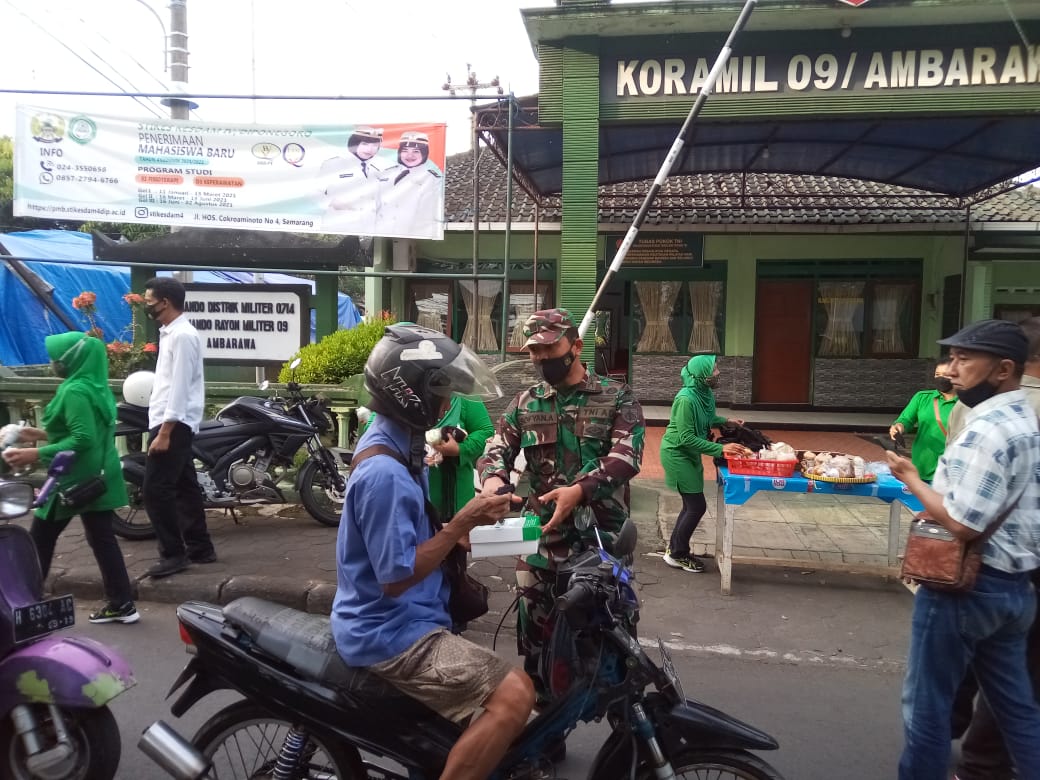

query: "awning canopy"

left=92, top=228, right=365, bottom=269
left=477, top=98, right=1040, bottom=203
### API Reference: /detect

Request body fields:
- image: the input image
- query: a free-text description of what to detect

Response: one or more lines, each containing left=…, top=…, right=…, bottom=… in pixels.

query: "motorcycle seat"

left=198, top=419, right=228, bottom=431
left=222, top=597, right=431, bottom=710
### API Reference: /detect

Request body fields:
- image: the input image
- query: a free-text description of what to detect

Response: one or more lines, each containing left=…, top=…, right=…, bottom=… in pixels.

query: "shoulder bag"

left=351, top=445, right=489, bottom=624
left=900, top=504, right=1014, bottom=592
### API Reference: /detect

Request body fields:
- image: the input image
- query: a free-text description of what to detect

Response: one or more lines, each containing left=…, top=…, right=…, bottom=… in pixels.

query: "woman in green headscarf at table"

left=659, top=355, right=749, bottom=573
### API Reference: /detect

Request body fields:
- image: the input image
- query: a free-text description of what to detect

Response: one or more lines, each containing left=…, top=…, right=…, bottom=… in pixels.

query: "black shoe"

left=145, top=556, right=190, bottom=578
left=189, top=551, right=217, bottom=564
left=88, top=601, right=140, bottom=624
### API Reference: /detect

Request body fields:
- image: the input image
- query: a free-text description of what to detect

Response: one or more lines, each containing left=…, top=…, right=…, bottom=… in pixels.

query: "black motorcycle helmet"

left=364, top=324, right=501, bottom=431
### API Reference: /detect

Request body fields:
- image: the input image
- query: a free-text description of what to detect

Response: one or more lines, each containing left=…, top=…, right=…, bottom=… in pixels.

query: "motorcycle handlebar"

left=555, top=579, right=597, bottom=614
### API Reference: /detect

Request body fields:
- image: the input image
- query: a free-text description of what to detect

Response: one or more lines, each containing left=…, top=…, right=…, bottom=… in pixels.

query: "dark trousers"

left=30, top=510, right=133, bottom=605
left=957, top=574, right=1040, bottom=780
left=144, top=423, right=213, bottom=561
left=668, top=491, right=708, bottom=558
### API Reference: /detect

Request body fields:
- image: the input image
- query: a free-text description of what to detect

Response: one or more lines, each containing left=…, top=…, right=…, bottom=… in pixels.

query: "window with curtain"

left=817, top=281, right=865, bottom=357
left=634, top=280, right=681, bottom=353
left=871, top=283, right=914, bottom=354
left=406, top=281, right=451, bottom=336
left=507, top=281, right=553, bottom=350
left=459, top=280, right=502, bottom=352
left=688, top=280, right=722, bottom=353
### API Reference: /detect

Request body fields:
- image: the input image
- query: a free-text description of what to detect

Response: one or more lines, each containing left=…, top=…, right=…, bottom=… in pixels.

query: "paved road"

left=72, top=600, right=908, bottom=780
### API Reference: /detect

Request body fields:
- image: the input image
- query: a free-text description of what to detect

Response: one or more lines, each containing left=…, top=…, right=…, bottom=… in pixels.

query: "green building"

left=366, top=0, right=1040, bottom=410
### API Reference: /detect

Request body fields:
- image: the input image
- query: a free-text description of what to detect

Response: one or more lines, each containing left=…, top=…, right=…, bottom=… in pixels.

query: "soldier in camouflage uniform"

left=477, top=308, right=645, bottom=699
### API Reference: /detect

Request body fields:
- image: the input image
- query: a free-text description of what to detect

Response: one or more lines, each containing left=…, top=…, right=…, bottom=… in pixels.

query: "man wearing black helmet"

left=885, top=319, right=1040, bottom=780
left=331, top=324, right=534, bottom=779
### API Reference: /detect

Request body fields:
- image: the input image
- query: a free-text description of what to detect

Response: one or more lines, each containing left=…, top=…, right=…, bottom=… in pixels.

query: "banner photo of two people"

left=13, top=105, right=448, bottom=240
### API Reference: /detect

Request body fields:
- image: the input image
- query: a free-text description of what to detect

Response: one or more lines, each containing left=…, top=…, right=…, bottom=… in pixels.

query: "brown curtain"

left=871, top=284, right=911, bottom=353
left=688, top=281, right=722, bottom=353
left=635, top=280, right=680, bottom=353
left=460, top=280, right=501, bottom=351
left=818, top=281, right=864, bottom=357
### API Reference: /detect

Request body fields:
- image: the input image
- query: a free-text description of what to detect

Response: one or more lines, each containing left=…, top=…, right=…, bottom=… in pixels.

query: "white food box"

left=469, top=514, right=542, bottom=559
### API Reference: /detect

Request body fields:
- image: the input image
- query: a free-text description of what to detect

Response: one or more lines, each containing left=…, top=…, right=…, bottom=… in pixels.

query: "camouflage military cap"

left=523, top=308, right=577, bottom=347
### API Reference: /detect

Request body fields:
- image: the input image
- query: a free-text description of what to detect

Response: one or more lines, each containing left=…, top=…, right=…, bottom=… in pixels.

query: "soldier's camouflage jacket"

left=478, top=368, right=645, bottom=537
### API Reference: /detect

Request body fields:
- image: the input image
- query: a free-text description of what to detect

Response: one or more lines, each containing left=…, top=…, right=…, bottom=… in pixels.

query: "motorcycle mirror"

left=572, top=505, right=596, bottom=532
left=0, top=481, right=34, bottom=520
left=259, top=380, right=270, bottom=392
left=289, top=358, right=302, bottom=371
left=33, top=450, right=76, bottom=508
left=48, top=450, right=75, bottom=476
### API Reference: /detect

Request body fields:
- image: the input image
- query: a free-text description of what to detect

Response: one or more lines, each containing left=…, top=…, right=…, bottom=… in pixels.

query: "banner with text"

left=14, top=106, right=446, bottom=240
left=602, top=24, right=1040, bottom=103
left=183, top=284, right=310, bottom=364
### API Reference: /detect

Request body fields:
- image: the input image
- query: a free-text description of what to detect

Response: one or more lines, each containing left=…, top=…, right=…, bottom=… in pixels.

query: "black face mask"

left=536, top=351, right=576, bottom=386
left=956, top=378, right=999, bottom=408
left=702, top=376, right=720, bottom=389
left=935, top=377, right=954, bottom=394
left=51, top=361, right=67, bottom=378
left=144, top=301, right=163, bottom=320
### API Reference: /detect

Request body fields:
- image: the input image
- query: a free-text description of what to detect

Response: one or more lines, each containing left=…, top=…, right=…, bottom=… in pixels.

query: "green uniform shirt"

left=894, top=389, right=957, bottom=481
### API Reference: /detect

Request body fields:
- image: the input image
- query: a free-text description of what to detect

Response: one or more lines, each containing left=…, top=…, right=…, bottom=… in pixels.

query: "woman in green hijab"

left=2, top=332, right=138, bottom=624
left=659, top=355, right=749, bottom=573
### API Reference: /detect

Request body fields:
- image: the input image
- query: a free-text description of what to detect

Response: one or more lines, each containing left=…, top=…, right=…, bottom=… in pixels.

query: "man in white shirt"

left=142, top=276, right=215, bottom=578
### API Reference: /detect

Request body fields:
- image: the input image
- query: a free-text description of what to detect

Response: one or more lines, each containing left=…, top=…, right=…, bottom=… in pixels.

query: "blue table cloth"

left=718, top=466, right=923, bottom=513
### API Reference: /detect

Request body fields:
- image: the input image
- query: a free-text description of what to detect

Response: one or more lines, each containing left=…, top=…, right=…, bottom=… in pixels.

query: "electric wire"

left=2, top=0, right=166, bottom=120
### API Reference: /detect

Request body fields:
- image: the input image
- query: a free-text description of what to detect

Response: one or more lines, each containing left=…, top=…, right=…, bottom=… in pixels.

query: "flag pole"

left=577, top=0, right=759, bottom=340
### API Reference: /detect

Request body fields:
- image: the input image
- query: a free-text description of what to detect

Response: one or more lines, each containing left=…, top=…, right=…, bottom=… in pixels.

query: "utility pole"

left=442, top=65, right=503, bottom=278
left=165, top=0, right=191, bottom=120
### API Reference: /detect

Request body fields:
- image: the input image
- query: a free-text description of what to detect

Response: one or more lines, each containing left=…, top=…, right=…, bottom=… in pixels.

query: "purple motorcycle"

left=0, top=451, right=135, bottom=780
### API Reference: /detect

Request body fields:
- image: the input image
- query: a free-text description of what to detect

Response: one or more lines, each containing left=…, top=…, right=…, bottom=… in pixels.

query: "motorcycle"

left=139, top=520, right=785, bottom=779
left=113, top=359, right=349, bottom=540
left=0, top=451, right=136, bottom=780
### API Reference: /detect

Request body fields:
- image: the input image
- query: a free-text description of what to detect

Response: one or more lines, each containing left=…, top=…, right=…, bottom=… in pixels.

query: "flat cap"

left=938, top=319, right=1028, bottom=363
left=523, top=308, right=577, bottom=347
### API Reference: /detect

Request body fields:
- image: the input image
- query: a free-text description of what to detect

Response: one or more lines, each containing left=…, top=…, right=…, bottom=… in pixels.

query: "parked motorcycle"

left=0, top=451, right=136, bottom=780
left=114, top=360, right=349, bottom=540
left=139, top=520, right=785, bottom=779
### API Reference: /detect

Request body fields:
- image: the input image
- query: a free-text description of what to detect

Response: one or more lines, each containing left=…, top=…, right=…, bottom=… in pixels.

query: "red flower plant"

left=71, top=290, right=159, bottom=378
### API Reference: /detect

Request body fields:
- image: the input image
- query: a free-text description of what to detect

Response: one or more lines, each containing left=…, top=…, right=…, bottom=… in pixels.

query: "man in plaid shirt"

left=887, top=319, right=1040, bottom=780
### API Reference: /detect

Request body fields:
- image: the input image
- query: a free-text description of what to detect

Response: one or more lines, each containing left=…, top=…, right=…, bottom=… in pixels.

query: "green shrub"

left=278, top=313, right=396, bottom=384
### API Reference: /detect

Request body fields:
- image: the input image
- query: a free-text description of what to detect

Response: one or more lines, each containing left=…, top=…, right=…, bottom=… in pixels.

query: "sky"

left=0, top=0, right=548, bottom=155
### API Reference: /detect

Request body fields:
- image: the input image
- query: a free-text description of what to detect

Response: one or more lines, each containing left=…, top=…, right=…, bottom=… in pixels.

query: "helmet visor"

left=428, top=344, right=502, bottom=401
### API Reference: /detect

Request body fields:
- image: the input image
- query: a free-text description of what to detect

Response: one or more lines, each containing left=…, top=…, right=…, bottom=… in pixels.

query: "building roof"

left=443, top=148, right=1040, bottom=228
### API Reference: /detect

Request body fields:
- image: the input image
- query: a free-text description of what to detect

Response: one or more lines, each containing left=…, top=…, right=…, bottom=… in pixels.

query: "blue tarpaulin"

left=0, top=230, right=361, bottom=366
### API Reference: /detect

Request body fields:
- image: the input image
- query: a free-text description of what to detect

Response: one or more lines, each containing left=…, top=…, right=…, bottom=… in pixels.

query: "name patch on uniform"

left=518, top=412, right=557, bottom=426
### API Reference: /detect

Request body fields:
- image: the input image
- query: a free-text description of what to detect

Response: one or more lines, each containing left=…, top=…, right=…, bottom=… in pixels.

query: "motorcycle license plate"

left=13, top=595, right=75, bottom=642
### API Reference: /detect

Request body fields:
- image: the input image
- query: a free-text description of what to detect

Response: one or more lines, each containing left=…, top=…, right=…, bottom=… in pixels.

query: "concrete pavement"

left=33, top=471, right=915, bottom=671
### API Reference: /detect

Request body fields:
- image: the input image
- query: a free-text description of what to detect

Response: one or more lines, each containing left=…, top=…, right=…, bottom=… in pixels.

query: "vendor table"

left=715, top=466, right=923, bottom=594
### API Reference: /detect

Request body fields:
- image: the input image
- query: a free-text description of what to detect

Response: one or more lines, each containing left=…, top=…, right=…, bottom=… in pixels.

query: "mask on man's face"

left=144, top=300, right=163, bottom=320
left=955, top=360, right=1002, bottom=408
left=935, top=377, right=954, bottom=394
left=956, top=378, right=999, bottom=408
left=536, top=349, right=576, bottom=386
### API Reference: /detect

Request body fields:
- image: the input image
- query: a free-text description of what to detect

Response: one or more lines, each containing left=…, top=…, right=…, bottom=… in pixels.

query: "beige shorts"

left=368, top=629, right=513, bottom=724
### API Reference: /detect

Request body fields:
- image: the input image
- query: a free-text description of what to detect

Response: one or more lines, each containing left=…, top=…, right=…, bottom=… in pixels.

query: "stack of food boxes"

left=470, top=513, right=542, bottom=559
